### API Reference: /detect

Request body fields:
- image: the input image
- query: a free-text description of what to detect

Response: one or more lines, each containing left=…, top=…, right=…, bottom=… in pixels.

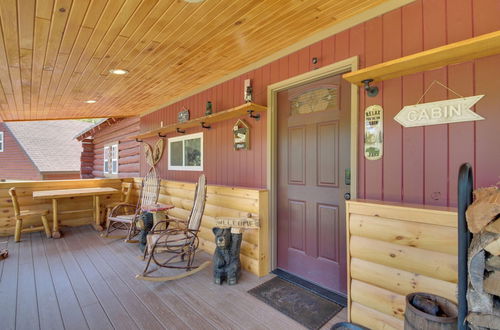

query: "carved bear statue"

left=212, top=227, right=242, bottom=285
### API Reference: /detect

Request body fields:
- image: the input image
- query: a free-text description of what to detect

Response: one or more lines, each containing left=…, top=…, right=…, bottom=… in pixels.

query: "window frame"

left=0, top=131, right=3, bottom=152
left=111, top=144, right=118, bottom=174
left=168, top=132, right=203, bottom=171
left=103, top=142, right=119, bottom=177
left=103, top=146, right=110, bottom=174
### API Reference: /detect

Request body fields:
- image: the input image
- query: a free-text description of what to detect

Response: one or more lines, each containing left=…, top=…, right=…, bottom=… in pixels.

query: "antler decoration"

left=143, top=139, right=165, bottom=168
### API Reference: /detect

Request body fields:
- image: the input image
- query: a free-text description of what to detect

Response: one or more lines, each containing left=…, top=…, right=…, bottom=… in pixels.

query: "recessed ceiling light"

left=84, top=100, right=97, bottom=104
left=109, top=69, right=129, bottom=75
left=183, top=0, right=205, bottom=3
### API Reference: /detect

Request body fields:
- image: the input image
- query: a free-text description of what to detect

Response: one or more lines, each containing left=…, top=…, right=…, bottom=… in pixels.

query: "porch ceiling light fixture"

left=109, top=69, right=129, bottom=75
left=84, top=100, right=97, bottom=104
left=183, top=0, right=205, bottom=3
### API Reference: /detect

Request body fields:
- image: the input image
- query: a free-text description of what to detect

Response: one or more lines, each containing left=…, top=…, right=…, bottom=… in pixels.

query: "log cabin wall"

left=140, top=0, right=500, bottom=204
left=0, top=179, right=127, bottom=236
left=0, top=123, right=42, bottom=181
left=81, top=138, right=94, bottom=179
left=131, top=178, right=269, bottom=277
left=346, top=200, right=458, bottom=329
left=90, top=117, right=141, bottom=179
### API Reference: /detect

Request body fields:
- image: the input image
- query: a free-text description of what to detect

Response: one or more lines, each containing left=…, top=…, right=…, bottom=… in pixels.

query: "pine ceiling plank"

left=119, top=0, right=159, bottom=38
left=100, top=0, right=314, bottom=111
left=112, top=0, right=374, bottom=115
left=36, top=0, right=56, bottom=20
left=73, top=0, right=126, bottom=74
left=0, top=0, right=23, bottom=115
left=44, top=0, right=92, bottom=118
left=81, top=0, right=109, bottom=28
left=0, top=14, right=17, bottom=116
left=56, top=0, right=174, bottom=109
left=98, top=0, right=260, bottom=108
left=64, top=3, right=187, bottom=107
left=2, top=0, right=401, bottom=119
left=72, top=0, right=143, bottom=100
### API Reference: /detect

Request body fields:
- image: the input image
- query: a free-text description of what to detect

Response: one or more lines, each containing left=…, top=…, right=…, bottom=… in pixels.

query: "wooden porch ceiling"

left=0, top=0, right=392, bottom=121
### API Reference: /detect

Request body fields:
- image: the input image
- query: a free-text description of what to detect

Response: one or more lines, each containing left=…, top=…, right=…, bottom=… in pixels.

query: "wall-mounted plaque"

left=289, top=85, right=339, bottom=115
left=178, top=108, right=190, bottom=123
left=364, top=105, right=383, bottom=160
left=394, top=95, right=485, bottom=127
left=233, top=119, right=250, bottom=150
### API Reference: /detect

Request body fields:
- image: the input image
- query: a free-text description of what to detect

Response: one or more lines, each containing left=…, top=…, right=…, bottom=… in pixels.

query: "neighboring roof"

left=5, top=120, right=92, bottom=173
left=74, top=118, right=119, bottom=141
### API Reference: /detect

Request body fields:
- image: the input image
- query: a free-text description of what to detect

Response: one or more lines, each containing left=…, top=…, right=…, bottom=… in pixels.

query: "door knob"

left=344, top=192, right=351, bottom=200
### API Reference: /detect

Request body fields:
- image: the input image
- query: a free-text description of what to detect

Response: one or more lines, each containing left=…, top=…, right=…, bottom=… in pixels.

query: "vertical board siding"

left=141, top=0, right=500, bottom=206
left=90, top=117, right=140, bottom=178
left=0, top=123, right=42, bottom=180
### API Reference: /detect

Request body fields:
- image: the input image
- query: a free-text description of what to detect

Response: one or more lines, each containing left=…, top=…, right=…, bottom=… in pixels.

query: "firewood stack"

left=466, top=186, right=500, bottom=329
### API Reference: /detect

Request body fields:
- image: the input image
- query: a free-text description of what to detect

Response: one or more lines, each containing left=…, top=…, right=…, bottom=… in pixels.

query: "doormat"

left=248, top=277, right=343, bottom=329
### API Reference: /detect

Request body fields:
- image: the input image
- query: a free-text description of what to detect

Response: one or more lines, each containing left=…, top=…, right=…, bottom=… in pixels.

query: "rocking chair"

left=137, top=174, right=210, bottom=281
left=103, top=168, right=161, bottom=241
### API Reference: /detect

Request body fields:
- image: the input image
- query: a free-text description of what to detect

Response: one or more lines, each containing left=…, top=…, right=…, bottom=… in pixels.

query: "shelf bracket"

left=135, top=138, right=143, bottom=143
left=201, top=122, right=211, bottom=129
left=176, top=128, right=186, bottom=134
left=247, top=110, right=260, bottom=120
left=362, top=79, right=379, bottom=97
left=158, top=132, right=167, bottom=138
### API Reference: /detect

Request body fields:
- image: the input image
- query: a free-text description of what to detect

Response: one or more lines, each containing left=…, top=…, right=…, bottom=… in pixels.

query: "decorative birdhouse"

left=233, top=119, right=250, bottom=150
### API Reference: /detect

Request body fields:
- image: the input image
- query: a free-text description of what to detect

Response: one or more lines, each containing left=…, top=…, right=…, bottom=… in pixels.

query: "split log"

left=485, top=235, right=500, bottom=256
left=469, top=233, right=487, bottom=292
left=467, top=285, right=494, bottom=314
left=0, top=248, right=7, bottom=259
left=473, top=187, right=498, bottom=201
left=466, top=189, right=500, bottom=233
left=484, top=271, right=500, bottom=296
left=486, top=217, right=500, bottom=234
left=466, top=312, right=500, bottom=329
left=486, top=256, right=500, bottom=272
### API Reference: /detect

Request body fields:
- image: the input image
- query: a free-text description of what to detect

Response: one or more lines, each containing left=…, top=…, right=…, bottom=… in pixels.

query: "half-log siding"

left=140, top=0, right=500, bottom=206
left=90, top=117, right=140, bottom=178
left=0, top=123, right=42, bottom=181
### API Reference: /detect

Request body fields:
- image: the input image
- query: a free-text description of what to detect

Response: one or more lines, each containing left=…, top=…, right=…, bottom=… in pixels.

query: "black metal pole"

left=457, top=163, right=473, bottom=330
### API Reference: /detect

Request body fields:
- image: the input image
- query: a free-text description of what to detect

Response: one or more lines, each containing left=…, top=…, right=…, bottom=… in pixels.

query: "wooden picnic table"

left=33, top=187, right=119, bottom=238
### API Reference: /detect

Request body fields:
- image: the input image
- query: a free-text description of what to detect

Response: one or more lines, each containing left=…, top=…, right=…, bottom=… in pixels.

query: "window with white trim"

left=168, top=132, right=203, bottom=171
left=111, top=144, right=118, bottom=174
left=0, top=132, right=3, bottom=152
left=103, top=146, right=110, bottom=174
left=103, top=142, right=119, bottom=176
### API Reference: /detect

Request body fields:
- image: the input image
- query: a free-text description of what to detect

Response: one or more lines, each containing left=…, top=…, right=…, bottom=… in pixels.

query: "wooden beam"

left=343, top=30, right=500, bottom=86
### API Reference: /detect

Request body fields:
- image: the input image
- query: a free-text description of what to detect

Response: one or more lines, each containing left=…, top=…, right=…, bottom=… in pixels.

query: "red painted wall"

left=0, top=123, right=42, bottom=181
left=141, top=0, right=500, bottom=207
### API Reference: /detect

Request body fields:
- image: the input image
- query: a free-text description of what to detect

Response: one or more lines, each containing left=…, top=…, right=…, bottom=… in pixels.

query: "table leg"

left=94, top=195, right=104, bottom=231
left=52, top=199, right=61, bottom=239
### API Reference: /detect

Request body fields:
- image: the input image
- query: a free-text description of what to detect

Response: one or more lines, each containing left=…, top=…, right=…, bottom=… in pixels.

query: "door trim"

left=266, top=56, right=359, bottom=271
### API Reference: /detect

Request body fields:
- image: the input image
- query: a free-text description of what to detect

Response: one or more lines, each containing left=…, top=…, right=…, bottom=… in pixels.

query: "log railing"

left=0, top=179, right=126, bottom=236
left=131, top=178, right=269, bottom=277
left=0, top=177, right=270, bottom=277
left=346, top=200, right=458, bottom=330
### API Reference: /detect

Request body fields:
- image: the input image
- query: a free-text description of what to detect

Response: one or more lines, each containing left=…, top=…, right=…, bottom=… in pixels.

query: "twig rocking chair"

left=136, top=174, right=210, bottom=282
left=103, top=168, right=161, bottom=242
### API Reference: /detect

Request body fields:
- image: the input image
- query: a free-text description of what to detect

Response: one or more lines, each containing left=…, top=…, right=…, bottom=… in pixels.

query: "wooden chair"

left=103, top=168, right=161, bottom=242
left=104, top=182, right=133, bottom=221
left=9, top=187, right=51, bottom=242
left=137, top=174, right=210, bottom=282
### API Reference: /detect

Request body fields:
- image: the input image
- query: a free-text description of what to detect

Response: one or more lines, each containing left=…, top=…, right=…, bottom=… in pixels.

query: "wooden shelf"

left=343, top=30, right=500, bottom=86
left=132, top=103, right=267, bottom=140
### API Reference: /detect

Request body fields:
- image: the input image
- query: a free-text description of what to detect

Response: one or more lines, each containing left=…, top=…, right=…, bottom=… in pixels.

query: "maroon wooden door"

left=277, top=74, right=350, bottom=294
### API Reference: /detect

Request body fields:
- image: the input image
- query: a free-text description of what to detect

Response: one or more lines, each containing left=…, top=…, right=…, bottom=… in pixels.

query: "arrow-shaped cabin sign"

left=394, top=95, right=485, bottom=128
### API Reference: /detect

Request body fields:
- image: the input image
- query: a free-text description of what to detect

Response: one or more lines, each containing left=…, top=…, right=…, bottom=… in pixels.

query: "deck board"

left=0, top=226, right=347, bottom=329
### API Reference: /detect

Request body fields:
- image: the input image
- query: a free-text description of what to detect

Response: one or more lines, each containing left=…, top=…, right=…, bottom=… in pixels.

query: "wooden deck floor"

left=0, top=226, right=346, bottom=330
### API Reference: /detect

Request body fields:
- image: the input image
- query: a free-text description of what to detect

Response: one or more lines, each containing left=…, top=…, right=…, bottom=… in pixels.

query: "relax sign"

left=394, top=95, right=485, bottom=127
